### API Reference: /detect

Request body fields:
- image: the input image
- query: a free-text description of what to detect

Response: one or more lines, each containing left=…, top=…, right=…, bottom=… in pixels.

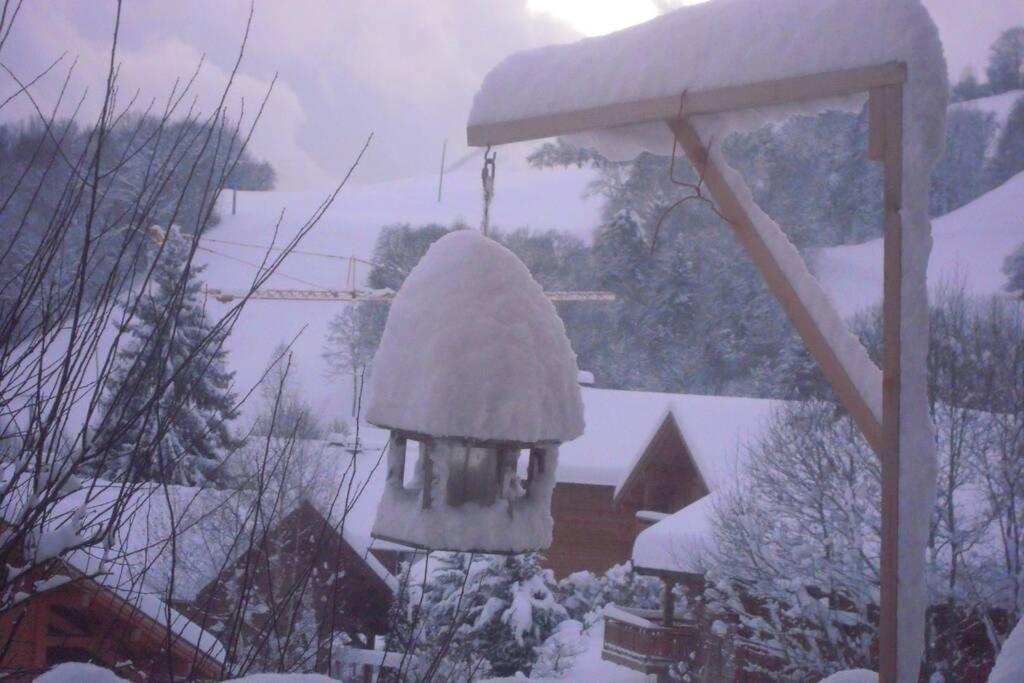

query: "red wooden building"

left=0, top=561, right=224, bottom=681
left=190, top=500, right=395, bottom=675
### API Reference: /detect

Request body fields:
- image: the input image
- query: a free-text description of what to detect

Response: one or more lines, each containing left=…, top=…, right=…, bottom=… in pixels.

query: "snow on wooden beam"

left=668, top=117, right=884, bottom=455
left=467, top=62, right=905, bottom=147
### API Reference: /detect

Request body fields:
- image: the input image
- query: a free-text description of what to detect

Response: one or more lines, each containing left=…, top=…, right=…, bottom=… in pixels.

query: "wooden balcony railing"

left=601, top=604, right=779, bottom=682
left=601, top=605, right=700, bottom=674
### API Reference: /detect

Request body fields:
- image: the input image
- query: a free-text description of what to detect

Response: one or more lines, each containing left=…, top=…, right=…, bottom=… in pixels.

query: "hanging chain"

left=480, top=146, right=496, bottom=236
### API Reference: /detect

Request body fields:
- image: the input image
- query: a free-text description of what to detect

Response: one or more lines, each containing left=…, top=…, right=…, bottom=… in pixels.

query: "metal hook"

left=481, top=146, right=497, bottom=236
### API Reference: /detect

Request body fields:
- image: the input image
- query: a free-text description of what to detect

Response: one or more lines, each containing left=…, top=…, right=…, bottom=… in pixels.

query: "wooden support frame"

left=468, top=62, right=912, bottom=682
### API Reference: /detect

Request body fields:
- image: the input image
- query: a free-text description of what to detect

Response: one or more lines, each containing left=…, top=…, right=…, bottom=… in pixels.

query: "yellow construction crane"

left=144, top=226, right=615, bottom=305
left=208, top=287, right=616, bottom=304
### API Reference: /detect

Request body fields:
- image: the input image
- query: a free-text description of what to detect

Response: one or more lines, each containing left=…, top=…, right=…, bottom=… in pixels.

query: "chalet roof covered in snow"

left=629, top=397, right=779, bottom=576
left=366, top=230, right=584, bottom=445
left=556, top=388, right=778, bottom=490
left=631, top=492, right=722, bottom=577
left=5, top=480, right=229, bottom=662
left=469, top=0, right=946, bottom=162
left=5, top=440, right=404, bottom=661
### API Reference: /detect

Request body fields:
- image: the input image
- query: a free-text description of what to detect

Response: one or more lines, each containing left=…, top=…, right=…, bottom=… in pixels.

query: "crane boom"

left=207, top=288, right=615, bottom=303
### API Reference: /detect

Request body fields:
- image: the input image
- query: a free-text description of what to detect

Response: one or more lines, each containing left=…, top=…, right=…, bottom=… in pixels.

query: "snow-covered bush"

left=708, top=400, right=884, bottom=679
left=394, top=552, right=568, bottom=680
left=530, top=619, right=588, bottom=679
left=557, top=562, right=661, bottom=622
left=708, top=287, right=1024, bottom=679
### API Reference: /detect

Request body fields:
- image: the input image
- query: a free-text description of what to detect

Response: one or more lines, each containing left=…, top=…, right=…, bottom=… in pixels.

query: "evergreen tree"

left=410, top=552, right=567, bottom=680
left=93, top=226, right=240, bottom=485
left=930, top=107, right=998, bottom=216
left=986, top=27, right=1024, bottom=95
left=1004, top=242, right=1024, bottom=298
left=951, top=68, right=987, bottom=102
left=593, top=209, right=650, bottom=299
left=990, top=95, right=1024, bottom=186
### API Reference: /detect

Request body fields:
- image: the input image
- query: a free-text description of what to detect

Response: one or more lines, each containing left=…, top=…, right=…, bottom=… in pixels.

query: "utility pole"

left=437, top=139, right=447, bottom=203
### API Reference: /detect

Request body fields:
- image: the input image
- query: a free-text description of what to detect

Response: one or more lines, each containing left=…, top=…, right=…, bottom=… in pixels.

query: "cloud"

left=4, top=1, right=1020, bottom=188
left=0, top=0, right=576, bottom=188
left=923, top=0, right=1024, bottom=80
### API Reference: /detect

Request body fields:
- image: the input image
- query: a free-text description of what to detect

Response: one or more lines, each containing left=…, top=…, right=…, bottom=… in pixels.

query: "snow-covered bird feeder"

left=366, top=230, right=584, bottom=553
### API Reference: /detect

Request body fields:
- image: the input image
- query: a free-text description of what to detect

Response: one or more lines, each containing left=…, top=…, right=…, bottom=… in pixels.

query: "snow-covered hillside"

left=950, top=89, right=1024, bottom=129
left=198, top=166, right=600, bottom=423
left=814, top=171, right=1024, bottom=320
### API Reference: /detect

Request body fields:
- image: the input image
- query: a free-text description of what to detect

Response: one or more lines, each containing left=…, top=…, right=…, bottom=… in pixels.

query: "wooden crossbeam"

left=667, top=117, right=884, bottom=455
left=468, top=62, right=906, bottom=147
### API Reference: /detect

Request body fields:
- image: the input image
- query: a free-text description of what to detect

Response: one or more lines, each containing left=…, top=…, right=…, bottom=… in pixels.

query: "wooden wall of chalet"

left=545, top=416, right=709, bottom=579
left=546, top=483, right=638, bottom=578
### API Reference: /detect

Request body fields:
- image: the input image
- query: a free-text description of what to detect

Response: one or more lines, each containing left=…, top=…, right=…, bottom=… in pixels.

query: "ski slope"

left=197, top=166, right=601, bottom=425
left=813, top=171, right=1024, bottom=321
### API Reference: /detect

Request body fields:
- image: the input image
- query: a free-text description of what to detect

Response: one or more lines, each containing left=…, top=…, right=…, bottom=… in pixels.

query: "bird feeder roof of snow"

left=366, top=230, right=584, bottom=446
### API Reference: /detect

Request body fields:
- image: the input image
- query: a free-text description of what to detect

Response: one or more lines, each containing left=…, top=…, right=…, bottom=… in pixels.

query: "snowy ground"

left=198, top=165, right=601, bottom=425
left=480, top=619, right=649, bottom=682
left=814, top=171, right=1024, bottom=320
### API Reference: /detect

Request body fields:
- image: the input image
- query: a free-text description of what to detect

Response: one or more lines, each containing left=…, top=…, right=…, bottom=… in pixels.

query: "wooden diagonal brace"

left=667, top=117, right=884, bottom=455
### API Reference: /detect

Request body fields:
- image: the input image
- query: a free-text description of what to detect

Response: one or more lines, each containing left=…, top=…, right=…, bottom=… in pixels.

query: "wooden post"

left=421, top=441, right=434, bottom=510
left=447, top=445, right=471, bottom=506
left=32, top=600, right=48, bottom=671
left=526, top=447, right=545, bottom=498
left=232, top=188, right=237, bottom=215
left=876, top=83, right=904, bottom=683
left=438, top=139, right=447, bottom=203
left=494, top=447, right=512, bottom=503
left=661, top=577, right=676, bottom=628
left=386, top=435, right=407, bottom=489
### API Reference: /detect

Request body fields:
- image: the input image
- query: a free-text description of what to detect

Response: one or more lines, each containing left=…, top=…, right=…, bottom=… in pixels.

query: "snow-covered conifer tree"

left=92, top=226, right=240, bottom=485
left=408, top=552, right=568, bottom=680
left=1005, top=242, right=1024, bottom=298
left=990, top=96, right=1024, bottom=185
left=593, top=208, right=650, bottom=299
left=985, top=27, right=1024, bottom=95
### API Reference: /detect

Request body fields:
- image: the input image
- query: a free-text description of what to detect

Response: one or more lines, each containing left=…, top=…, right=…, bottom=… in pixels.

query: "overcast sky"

left=2, top=1, right=1022, bottom=189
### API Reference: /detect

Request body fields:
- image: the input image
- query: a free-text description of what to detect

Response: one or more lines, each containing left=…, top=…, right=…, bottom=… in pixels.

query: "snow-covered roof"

left=366, top=230, right=584, bottom=445
left=814, top=171, right=1024, bottom=320
left=469, top=0, right=946, bottom=163
left=5, top=439, right=405, bottom=661
left=12, top=481, right=231, bottom=662
left=558, top=387, right=778, bottom=490
left=557, top=388, right=673, bottom=487
left=631, top=492, right=722, bottom=577
left=623, top=394, right=780, bottom=496
left=626, top=395, right=779, bottom=576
